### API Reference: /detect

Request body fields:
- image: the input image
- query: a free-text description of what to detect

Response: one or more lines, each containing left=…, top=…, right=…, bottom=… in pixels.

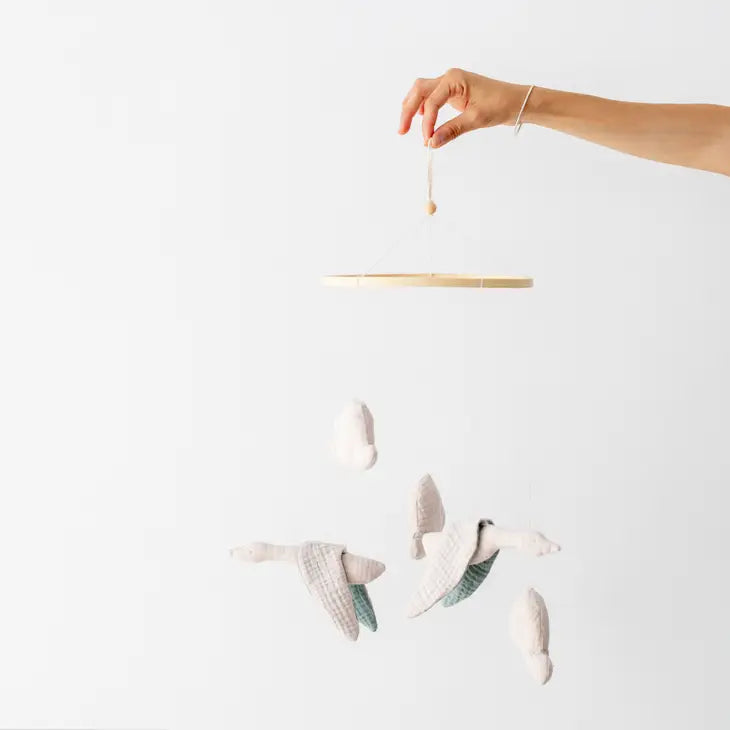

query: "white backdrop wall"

left=1, top=2, right=728, bottom=728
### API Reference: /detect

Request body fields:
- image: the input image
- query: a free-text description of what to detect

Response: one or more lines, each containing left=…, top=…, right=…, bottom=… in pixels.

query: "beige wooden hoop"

left=322, top=274, right=533, bottom=289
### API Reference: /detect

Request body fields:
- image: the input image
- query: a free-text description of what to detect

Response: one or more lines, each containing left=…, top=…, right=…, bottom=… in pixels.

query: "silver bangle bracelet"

left=514, top=85, right=535, bottom=136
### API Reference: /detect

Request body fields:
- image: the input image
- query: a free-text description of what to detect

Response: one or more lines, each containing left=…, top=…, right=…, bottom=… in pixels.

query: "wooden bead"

left=425, top=199, right=437, bottom=216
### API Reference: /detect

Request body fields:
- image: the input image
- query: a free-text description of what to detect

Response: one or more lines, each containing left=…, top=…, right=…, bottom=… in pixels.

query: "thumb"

left=430, top=111, right=477, bottom=148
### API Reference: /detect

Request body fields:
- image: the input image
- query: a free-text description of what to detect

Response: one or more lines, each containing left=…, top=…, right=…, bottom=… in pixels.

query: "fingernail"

left=431, top=134, right=442, bottom=148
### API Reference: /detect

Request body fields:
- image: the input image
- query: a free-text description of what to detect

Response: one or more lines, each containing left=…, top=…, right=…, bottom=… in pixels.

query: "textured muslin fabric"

left=348, top=584, right=377, bottom=632
left=298, top=542, right=360, bottom=641
left=442, top=549, right=499, bottom=607
left=410, top=474, right=446, bottom=559
left=407, top=519, right=488, bottom=618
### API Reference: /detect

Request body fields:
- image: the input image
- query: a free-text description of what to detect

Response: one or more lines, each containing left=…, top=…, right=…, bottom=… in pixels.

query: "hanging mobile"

left=322, top=137, right=533, bottom=289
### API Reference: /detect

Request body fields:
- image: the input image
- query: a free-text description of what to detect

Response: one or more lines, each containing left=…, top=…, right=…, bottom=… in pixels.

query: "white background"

left=1, top=1, right=728, bottom=728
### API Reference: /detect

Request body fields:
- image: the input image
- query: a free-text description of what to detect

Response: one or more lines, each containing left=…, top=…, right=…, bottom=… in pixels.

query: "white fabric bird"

left=509, top=587, right=553, bottom=685
left=408, top=475, right=560, bottom=618
left=332, top=400, right=377, bottom=470
left=231, top=540, right=384, bottom=641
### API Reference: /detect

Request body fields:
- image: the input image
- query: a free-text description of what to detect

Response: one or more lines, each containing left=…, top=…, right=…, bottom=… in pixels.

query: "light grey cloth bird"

left=231, top=540, right=384, bottom=641
left=408, top=475, right=560, bottom=618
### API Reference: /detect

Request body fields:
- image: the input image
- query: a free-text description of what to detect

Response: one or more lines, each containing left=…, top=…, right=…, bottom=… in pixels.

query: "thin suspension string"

left=423, top=147, right=489, bottom=283
left=430, top=203, right=489, bottom=285
left=517, top=94, right=533, bottom=524
left=426, top=139, right=434, bottom=203
left=359, top=217, right=428, bottom=280
left=426, top=139, right=435, bottom=276
left=527, top=326, right=534, bottom=530
left=515, top=84, right=538, bottom=536
left=426, top=215, right=433, bottom=277
left=426, top=129, right=522, bottom=286
left=359, top=140, right=436, bottom=283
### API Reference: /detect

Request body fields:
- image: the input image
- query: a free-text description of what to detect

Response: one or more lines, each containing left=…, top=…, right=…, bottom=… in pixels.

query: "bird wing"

left=442, top=550, right=499, bottom=607
left=406, top=520, right=481, bottom=618
left=410, top=474, right=447, bottom=559
left=348, top=584, right=377, bottom=632
left=298, top=542, right=359, bottom=641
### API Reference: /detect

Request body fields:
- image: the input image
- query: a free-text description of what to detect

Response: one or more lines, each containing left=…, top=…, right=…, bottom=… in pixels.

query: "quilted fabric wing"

left=298, top=542, right=359, bottom=641
left=406, top=520, right=481, bottom=618
left=442, top=550, right=499, bottom=607
left=348, top=584, right=377, bottom=632
left=410, top=474, right=447, bottom=559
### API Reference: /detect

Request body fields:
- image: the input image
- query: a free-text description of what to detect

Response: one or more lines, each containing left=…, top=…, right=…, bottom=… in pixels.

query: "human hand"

left=398, top=69, right=529, bottom=148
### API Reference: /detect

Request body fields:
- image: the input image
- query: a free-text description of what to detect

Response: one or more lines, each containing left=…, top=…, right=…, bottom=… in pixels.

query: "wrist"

left=520, top=86, right=555, bottom=127
left=500, top=83, right=532, bottom=126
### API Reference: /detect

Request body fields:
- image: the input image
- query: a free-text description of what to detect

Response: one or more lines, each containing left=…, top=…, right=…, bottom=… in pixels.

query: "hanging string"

left=426, top=215, right=434, bottom=277
left=426, top=139, right=437, bottom=276
left=358, top=140, right=437, bottom=283
left=426, top=139, right=433, bottom=201
left=514, top=88, right=536, bottom=528
left=425, top=138, right=437, bottom=216
left=429, top=204, right=488, bottom=283
left=359, top=217, right=428, bottom=283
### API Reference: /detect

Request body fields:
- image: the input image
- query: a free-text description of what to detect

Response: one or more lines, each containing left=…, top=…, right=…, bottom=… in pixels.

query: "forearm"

left=523, top=87, right=730, bottom=176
